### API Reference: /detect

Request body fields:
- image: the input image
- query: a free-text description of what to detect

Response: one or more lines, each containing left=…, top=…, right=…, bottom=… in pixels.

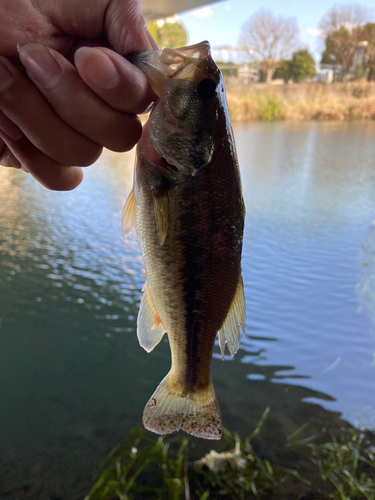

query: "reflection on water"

left=357, top=222, right=375, bottom=333
left=1, top=122, right=375, bottom=499
left=237, top=122, right=375, bottom=422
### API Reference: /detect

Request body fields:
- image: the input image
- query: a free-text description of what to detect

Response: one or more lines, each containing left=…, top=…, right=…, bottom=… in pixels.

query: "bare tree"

left=319, top=3, right=373, bottom=76
left=240, top=9, right=299, bottom=83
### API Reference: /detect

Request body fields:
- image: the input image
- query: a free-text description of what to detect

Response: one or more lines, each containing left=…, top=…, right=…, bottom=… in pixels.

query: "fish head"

left=131, top=41, right=225, bottom=177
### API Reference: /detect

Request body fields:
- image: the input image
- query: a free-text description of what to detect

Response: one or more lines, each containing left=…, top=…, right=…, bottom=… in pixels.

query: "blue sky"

left=178, top=0, right=375, bottom=60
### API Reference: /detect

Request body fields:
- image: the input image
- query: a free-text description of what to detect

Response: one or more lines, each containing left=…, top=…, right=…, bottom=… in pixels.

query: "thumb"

left=104, top=0, right=157, bottom=54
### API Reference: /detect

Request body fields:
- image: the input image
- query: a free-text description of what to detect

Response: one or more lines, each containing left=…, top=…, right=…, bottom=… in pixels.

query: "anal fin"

left=218, top=275, right=246, bottom=359
left=137, top=282, right=165, bottom=353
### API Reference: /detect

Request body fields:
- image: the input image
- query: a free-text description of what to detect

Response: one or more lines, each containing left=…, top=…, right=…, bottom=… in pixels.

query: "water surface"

left=1, top=121, right=375, bottom=499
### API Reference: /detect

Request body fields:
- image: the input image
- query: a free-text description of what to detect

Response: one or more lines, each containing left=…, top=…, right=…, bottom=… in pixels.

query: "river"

left=1, top=121, right=375, bottom=499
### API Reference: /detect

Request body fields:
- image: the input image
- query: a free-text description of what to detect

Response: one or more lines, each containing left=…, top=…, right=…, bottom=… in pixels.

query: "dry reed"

left=225, top=81, right=375, bottom=121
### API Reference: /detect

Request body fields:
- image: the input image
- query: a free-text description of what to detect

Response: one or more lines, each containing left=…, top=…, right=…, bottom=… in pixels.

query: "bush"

left=289, top=49, right=316, bottom=82
left=258, top=96, right=283, bottom=120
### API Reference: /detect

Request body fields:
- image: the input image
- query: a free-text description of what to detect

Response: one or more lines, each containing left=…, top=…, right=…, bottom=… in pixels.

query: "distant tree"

left=354, top=62, right=365, bottom=78
left=358, top=22, right=375, bottom=80
left=319, top=3, right=372, bottom=77
left=240, top=9, right=300, bottom=84
left=289, top=49, right=316, bottom=82
left=321, top=47, right=337, bottom=65
left=273, top=60, right=292, bottom=81
left=147, top=20, right=188, bottom=49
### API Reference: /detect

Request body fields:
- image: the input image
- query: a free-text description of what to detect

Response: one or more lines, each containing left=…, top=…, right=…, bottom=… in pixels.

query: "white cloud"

left=190, top=6, right=213, bottom=18
left=307, top=27, right=324, bottom=37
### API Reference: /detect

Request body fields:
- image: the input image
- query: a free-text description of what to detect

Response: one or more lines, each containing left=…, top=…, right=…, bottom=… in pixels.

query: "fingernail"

left=74, top=47, right=120, bottom=90
left=0, top=60, right=13, bottom=91
left=18, top=44, right=62, bottom=89
left=0, top=111, right=23, bottom=140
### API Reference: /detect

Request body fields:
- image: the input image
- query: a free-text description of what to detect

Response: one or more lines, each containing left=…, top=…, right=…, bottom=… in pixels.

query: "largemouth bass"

left=122, top=41, right=245, bottom=440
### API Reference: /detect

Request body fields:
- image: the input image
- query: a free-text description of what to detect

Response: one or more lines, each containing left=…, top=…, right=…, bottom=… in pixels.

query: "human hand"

left=0, top=0, right=157, bottom=190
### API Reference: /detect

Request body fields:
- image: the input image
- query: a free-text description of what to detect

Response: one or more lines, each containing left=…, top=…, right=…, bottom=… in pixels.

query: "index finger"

left=74, top=47, right=156, bottom=115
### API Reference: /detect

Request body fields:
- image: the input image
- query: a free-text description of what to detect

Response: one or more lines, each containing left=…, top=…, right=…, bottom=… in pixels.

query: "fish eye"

left=197, top=78, right=217, bottom=100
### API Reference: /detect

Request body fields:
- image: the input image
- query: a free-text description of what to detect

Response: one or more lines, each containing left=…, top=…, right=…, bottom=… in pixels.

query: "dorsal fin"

left=137, top=282, right=166, bottom=352
left=121, top=188, right=136, bottom=239
left=218, top=276, right=246, bottom=359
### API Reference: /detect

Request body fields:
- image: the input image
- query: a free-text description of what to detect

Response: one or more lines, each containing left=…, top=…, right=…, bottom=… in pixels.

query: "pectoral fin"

left=137, top=282, right=165, bottom=352
left=154, top=191, right=170, bottom=245
left=218, top=276, right=246, bottom=359
left=121, top=188, right=136, bottom=239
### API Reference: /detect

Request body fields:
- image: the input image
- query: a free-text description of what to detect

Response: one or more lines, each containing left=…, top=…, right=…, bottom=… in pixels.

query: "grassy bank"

left=225, top=81, right=375, bottom=121
left=85, top=410, right=375, bottom=500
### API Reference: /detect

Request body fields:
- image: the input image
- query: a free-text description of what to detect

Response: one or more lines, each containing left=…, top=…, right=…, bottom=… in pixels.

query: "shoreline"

left=225, top=81, right=375, bottom=122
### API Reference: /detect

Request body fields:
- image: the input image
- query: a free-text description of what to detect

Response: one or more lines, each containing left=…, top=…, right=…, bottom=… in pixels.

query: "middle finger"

left=19, top=44, right=143, bottom=152
left=0, top=55, right=102, bottom=166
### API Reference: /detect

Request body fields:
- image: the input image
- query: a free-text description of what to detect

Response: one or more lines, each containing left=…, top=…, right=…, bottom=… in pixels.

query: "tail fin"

left=142, top=373, right=222, bottom=440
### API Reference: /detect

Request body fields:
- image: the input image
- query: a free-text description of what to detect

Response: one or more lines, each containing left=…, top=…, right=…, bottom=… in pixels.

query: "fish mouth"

left=128, top=41, right=217, bottom=96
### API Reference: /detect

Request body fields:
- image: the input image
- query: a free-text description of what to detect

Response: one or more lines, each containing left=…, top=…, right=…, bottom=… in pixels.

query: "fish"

left=122, top=41, right=246, bottom=440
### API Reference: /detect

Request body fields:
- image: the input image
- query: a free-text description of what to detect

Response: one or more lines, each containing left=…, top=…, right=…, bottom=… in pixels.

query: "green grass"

left=291, top=425, right=375, bottom=499
left=85, top=409, right=375, bottom=500
left=257, top=95, right=284, bottom=121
